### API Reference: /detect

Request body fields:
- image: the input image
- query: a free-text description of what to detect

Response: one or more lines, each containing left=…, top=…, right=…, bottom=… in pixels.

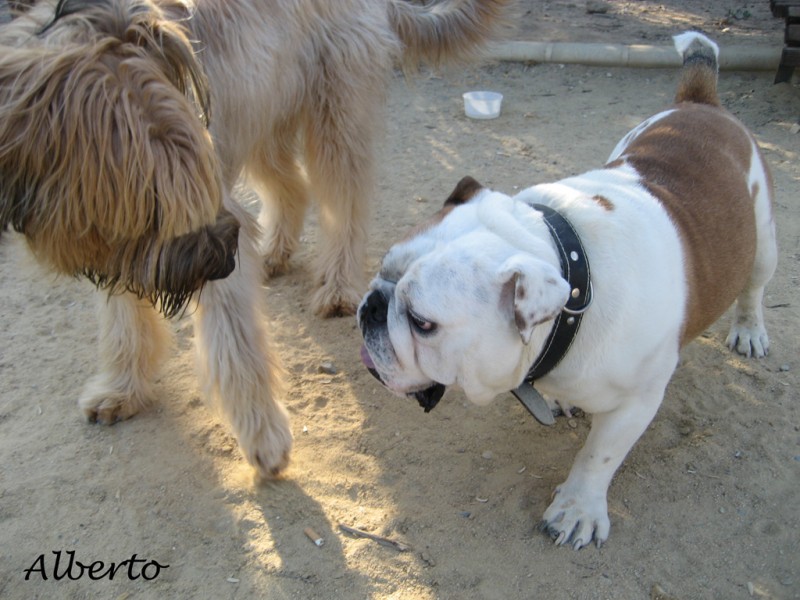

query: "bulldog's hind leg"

left=193, top=202, right=293, bottom=477
left=79, top=293, right=172, bottom=424
left=726, top=163, right=777, bottom=358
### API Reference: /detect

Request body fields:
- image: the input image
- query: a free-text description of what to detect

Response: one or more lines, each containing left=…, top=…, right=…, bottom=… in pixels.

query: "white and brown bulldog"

left=357, top=32, right=778, bottom=549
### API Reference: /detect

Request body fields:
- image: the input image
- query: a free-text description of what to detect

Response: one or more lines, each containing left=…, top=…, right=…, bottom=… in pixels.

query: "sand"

left=1, top=2, right=798, bottom=599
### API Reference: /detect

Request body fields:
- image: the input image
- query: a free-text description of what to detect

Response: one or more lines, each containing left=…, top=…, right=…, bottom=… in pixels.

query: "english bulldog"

left=357, top=32, right=778, bottom=549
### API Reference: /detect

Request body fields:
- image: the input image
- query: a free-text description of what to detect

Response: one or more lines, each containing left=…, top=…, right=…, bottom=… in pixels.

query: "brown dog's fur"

left=0, top=0, right=512, bottom=476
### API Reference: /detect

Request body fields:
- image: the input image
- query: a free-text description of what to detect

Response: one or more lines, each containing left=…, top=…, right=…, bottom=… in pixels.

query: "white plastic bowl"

left=462, top=91, right=503, bottom=119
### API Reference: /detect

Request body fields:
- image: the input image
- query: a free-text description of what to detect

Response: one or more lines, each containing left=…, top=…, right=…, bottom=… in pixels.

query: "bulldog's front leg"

left=540, top=391, right=664, bottom=549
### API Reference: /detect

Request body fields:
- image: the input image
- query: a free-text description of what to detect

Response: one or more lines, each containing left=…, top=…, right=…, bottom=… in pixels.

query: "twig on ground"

left=338, top=523, right=412, bottom=552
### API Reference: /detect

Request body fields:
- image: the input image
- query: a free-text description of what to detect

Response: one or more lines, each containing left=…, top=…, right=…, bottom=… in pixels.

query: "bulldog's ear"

left=498, top=256, right=570, bottom=344
left=444, top=176, right=484, bottom=207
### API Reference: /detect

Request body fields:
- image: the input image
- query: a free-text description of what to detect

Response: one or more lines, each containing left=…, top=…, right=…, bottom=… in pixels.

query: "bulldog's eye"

left=408, top=309, right=437, bottom=334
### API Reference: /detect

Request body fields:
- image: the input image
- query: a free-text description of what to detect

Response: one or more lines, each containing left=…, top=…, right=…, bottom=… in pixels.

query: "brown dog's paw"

left=261, top=229, right=297, bottom=279
left=262, top=252, right=292, bottom=278
left=311, top=284, right=360, bottom=318
left=252, top=446, right=292, bottom=480
left=237, top=404, right=294, bottom=479
left=79, top=392, right=147, bottom=425
left=316, top=301, right=358, bottom=319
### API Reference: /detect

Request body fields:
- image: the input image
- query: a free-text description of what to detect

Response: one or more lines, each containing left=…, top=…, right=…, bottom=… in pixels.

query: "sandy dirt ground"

left=1, top=2, right=798, bottom=599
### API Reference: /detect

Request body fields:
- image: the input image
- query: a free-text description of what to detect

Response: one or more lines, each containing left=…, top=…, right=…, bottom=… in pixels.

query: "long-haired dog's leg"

left=193, top=199, right=292, bottom=477
left=79, top=293, right=172, bottom=423
left=303, top=74, right=385, bottom=318
left=249, top=120, right=311, bottom=278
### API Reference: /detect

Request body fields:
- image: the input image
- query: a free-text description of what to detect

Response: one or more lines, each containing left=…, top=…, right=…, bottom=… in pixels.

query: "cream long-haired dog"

left=0, top=0, right=512, bottom=476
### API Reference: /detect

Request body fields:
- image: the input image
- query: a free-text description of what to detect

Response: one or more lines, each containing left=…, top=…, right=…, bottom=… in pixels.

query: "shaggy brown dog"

left=0, top=0, right=511, bottom=477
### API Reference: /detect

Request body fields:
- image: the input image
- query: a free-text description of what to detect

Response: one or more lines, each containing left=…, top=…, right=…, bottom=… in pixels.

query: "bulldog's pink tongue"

left=360, top=344, right=376, bottom=369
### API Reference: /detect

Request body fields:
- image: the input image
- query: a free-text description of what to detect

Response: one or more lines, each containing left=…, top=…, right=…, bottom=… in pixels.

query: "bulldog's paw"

left=538, top=484, right=610, bottom=550
left=726, top=322, right=769, bottom=358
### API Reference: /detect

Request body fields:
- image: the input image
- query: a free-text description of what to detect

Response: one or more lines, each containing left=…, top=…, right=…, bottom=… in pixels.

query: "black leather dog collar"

left=511, top=203, right=592, bottom=425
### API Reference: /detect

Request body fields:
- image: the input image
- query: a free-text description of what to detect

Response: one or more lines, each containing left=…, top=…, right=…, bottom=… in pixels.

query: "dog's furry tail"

left=672, top=31, right=720, bottom=106
left=388, top=0, right=515, bottom=72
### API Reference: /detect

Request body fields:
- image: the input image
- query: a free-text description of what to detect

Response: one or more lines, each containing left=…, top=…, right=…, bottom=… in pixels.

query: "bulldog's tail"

left=388, top=0, right=515, bottom=71
left=673, top=31, right=721, bottom=106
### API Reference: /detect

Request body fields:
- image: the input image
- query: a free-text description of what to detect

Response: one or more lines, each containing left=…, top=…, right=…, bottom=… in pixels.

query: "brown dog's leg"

left=249, top=119, right=311, bottom=279
left=302, top=68, right=386, bottom=317
left=192, top=198, right=293, bottom=477
left=79, top=293, right=171, bottom=424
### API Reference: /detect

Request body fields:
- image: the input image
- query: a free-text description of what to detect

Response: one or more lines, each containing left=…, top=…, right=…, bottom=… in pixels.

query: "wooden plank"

left=774, top=63, right=795, bottom=83
left=780, top=47, right=800, bottom=65
left=771, top=0, right=800, bottom=17
left=787, top=23, right=800, bottom=43
left=774, top=48, right=800, bottom=83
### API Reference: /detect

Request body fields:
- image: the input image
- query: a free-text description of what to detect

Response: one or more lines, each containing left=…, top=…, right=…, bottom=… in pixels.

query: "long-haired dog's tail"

left=672, top=31, right=721, bottom=107
left=388, top=0, right=515, bottom=71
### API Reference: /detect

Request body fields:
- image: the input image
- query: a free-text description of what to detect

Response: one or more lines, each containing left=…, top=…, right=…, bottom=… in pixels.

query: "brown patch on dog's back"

left=621, top=104, right=762, bottom=345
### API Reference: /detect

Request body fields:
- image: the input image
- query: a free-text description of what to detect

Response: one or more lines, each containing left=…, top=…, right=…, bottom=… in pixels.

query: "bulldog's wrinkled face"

left=357, top=177, right=570, bottom=410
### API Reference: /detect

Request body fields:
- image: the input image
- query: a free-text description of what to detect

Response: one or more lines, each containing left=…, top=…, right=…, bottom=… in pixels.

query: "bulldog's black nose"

left=360, top=289, right=388, bottom=332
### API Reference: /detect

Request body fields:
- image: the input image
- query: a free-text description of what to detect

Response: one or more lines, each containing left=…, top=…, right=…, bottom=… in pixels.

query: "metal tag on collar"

left=511, top=383, right=555, bottom=426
